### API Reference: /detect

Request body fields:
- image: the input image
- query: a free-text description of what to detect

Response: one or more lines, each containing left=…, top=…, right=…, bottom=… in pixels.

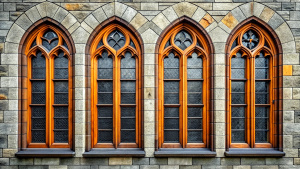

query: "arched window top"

left=159, top=23, right=211, bottom=61
left=228, top=22, right=279, bottom=59
left=90, top=23, right=141, bottom=60
left=24, top=24, right=73, bottom=58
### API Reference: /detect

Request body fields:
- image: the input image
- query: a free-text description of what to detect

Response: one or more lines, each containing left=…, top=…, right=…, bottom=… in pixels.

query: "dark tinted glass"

left=54, top=52, right=68, bottom=79
left=174, top=30, right=193, bottom=50
left=121, top=52, right=136, bottom=79
left=242, top=29, right=259, bottom=49
left=98, top=131, right=113, bottom=143
left=32, top=52, right=46, bottom=79
left=107, top=30, right=126, bottom=50
left=98, top=50, right=113, bottom=79
left=231, top=107, right=245, bottom=142
left=54, top=131, right=68, bottom=143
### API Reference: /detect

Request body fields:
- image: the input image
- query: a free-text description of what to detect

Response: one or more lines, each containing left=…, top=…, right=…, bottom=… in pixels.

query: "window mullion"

left=181, top=54, right=187, bottom=148
left=114, top=55, right=120, bottom=148
left=46, top=55, right=51, bottom=147
left=250, top=55, right=255, bottom=148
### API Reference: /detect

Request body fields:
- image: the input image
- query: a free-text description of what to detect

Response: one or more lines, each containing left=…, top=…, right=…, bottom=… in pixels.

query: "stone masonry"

left=0, top=0, right=300, bottom=168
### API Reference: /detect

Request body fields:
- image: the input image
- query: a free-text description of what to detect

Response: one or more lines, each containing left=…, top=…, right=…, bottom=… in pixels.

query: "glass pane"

left=98, top=106, right=113, bottom=117
left=164, top=68, right=179, bottom=79
left=42, top=39, right=58, bottom=51
left=98, top=118, right=113, bottom=129
left=174, top=30, right=193, bottom=50
left=54, top=130, right=68, bottom=143
left=130, top=40, right=136, bottom=49
left=121, top=107, right=135, bottom=117
left=255, top=107, right=269, bottom=117
left=121, top=93, right=135, bottom=104
left=32, top=93, right=46, bottom=104
left=231, top=93, right=244, bottom=104
left=255, top=131, right=268, bottom=143
left=121, top=118, right=135, bottom=129
left=187, top=69, right=202, bottom=79
left=232, top=131, right=245, bottom=143
left=32, top=130, right=46, bottom=143
left=231, top=52, right=245, bottom=68
left=188, top=81, right=202, bottom=92
left=231, top=38, right=238, bottom=50
left=255, top=68, right=268, bottom=79
left=31, top=106, right=45, bottom=117
left=98, top=131, right=113, bottom=143
left=256, top=52, right=269, bottom=67
left=121, top=52, right=135, bottom=68
left=54, top=118, right=68, bottom=129
left=242, top=29, right=259, bottom=49
left=121, top=81, right=135, bottom=92
left=31, top=81, right=45, bottom=92
left=231, top=107, right=244, bottom=117
left=121, top=69, right=135, bottom=79
left=188, top=118, right=202, bottom=129
left=164, top=107, right=179, bottom=117
left=164, top=130, right=179, bottom=143
left=164, top=118, right=179, bottom=129
left=188, top=131, right=202, bottom=143
left=188, top=93, right=202, bottom=104
left=54, top=81, right=68, bottom=92
left=231, top=81, right=245, bottom=92
left=98, top=81, right=113, bottom=92
left=55, top=68, right=68, bottom=79
left=121, top=130, right=135, bottom=143
left=43, top=30, right=58, bottom=40
left=164, top=53, right=179, bottom=68
left=98, top=69, right=113, bottom=79
left=232, top=118, right=245, bottom=129
left=188, top=107, right=202, bottom=117
left=188, top=53, right=202, bottom=68
left=231, top=68, right=245, bottom=79
left=98, top=51, right=113, bottom=68
left=231, top=107, right=245, bottom=143
left=32, top=52, right=46, bottom=79
left=98, top=93, right=113, bottom=104
left=54, top=53, right=68, bottom=79
left=54, top=106, right=68, bottom=117
left=164, top=81, right=179, bottom=92
left=164, top=93, right=179, bottom=104
left=54, top=93, right=68, bottom=104
left=107, top=30, right=126, bottom=50
left=32, top=118, right=46, bottom=129
left=97, top=39, right=103, bottom=49
left=255, top=81, right=269, bottom=92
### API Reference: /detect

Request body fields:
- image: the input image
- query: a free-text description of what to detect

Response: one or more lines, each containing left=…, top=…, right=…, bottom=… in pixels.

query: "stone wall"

left=0, top=0, right=299, bottom=168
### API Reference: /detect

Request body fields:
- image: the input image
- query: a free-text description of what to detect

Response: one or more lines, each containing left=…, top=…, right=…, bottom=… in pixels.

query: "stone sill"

left=16, top=148, right=75, bottom=158
left=82, top=148, right=145, bottom=157
left=154, top=148, right=216, bottom=157
left=225, top=148, right=285, bottom=157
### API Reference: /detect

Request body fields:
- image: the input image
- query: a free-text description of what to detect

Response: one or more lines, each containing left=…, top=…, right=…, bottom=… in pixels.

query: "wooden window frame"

left=226, top=20, right=282, bottom=149
left=90, top=24, right=142, bottom=149
left=157, top=23, right=212, bottom=149
left=22, top=24, right=73, bottom=148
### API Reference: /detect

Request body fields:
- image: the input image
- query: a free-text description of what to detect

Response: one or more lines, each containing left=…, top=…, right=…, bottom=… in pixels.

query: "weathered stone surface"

left=259, top=7, right=275, bottom=23
left=141, top=3, right=158, bottom=10
left=209, top=27, right=229, bottom=43
left=253, top=2, right=265, bottom=18
left=268, top=13, right=284, bottom=30
left=152, top=13, right=169, bottom=30
left=133, top=158, right=150, bottom=165
left=241, top=158, right=265, bottom=165
left=61, top=13, right=78, bottom=29
left=109, top=157, right=132, bottom=165
left=130, top=13, right=148, bottom=30
left=25, top=6, right=41, bottom=23
left=150, top=158, right=168, bottom=165
left=200, top=13, right=214, bottom=29
left=193, top=158, right=221, bottom=165
left=221, top=12, right=238, bottom=30
left=168, top=158, right=192, bottom=165
left=231, top=7, right=246, bottom=22
left=162, top=6, right=178, bottom=23
left=53, top=7, right=69, bottom=23
left=221, top=158, right=240, bottom=165
left=121, top=6, right=137, bottom=23
left=173, top=2, right=197, bottom=17
left=115, top=2, right=128, bottom=17
left=239, top=2, right=252, bottom=18
left=62, top=3, right=103, bottom=11
left=192, top=7, right=206, bottom=23
left=34, top=158, right=60, bottom=165
left=102, top=2, right=114, bottom=18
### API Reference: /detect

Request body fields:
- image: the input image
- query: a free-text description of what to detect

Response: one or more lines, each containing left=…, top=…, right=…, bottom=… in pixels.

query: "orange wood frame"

left=24, top=24, right=73, bottom=148
left=226, top=22, right=280, bottom=149
left=157, top=23, right=212, bottom=149
left=90, top=24, right=142, bottom=148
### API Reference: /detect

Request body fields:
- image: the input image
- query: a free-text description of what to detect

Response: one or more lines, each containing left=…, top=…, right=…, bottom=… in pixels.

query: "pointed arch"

left=155, top=16, right=214, bottom=151
left=19, top=19, right=75, bottom=150
left=85, top=17, right=143, bottom=150
left=225, top=16, right=283, bottom=152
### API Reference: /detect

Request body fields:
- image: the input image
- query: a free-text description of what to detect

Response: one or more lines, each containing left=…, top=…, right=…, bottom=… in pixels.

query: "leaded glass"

left=42, top=30, right=58, bottom=51
left=98, top=50, right=113, bottom=79
left=32, top=52, right=46, bottom=79
left=231, top=107, right=245, bottom=142
left=97, top=39, right=103, bottom=49
left=164, top=40, right=171, bottom=49
left=121, top=130, right=135, bottom=142
left=98, top=131, right=113, bottom=143
left=174, top=30, right=193, bottom=50
left=54, top=106, right=68, bottom=117
left=107, top=30, right=126, bottom=50
left=121, top=52, right=136, bottom=79
left=255, top=52, right=269, bottom=79
left=231, top=38, right=238, bottom=50
left=130, top=40, right=136, bottom=49
left=54, top=130, right=68, bottom=143
left=164, top=107, right=179, bottom=117
left=31, top=39, right=36, bottom=48
left=188, top=131, right=202, bottom=143
left=98, top=106, right=113, bottom=117
left=231, top=52, right=245, bottom=79
left=164, top=130, right=179, bottom=143
left=242, top=29, right=259, bottom=49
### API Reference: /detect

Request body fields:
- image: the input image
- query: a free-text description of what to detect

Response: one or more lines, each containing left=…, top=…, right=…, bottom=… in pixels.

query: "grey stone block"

left=268, top=13, right=284, bottom=30
left=80, top=158, right=108, bottom=165
left=295, top=111, right=300, bottom=123
left=53, top=7, right=69, bottom=23
left=266, top=158, right=293, bottom=165
left=0, top=65, right=8, bottom=77
left=16, top=3, right=37, bottom=12
left=282, top=3, right=295, bottom=10
left=34, top=158, right=60, bottom=165
left=68, top=166, right=90, bottom=169
left=121, top=6, right=137, bottom=23
left=0, top=158, right=9, bottom=165
left=241, top=158, right=265, bottom=165
left=0, top=21, right=13, bottom=29
left=0, top=101, right=8, bottom=111
left=9, top=12, right=23, bottom=21
left=150, top=158, right=168, bottom=165
left=121, top=166, right=139, bottom=169
left=10, top=158, right=34, bottom=165
left=193, top=158, right=220, bottom=165
left=133, top=158, right=149, bottom=165
left=220, top=158, right=240, bottom=165
left=140, top=165, right=159, bottom=169
left=265, top=3, right=281, bottom=11
left=3, top=3, right=16, bottom=11
left=25, top=6, right=41, bottom=23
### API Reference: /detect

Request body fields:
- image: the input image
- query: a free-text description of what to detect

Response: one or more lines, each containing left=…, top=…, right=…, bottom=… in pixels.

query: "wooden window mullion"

left=250, top=56, right=255, bottom=148
left=113, top=55, right=119, bottom=147
left=182, top=54, right=187, bottom=148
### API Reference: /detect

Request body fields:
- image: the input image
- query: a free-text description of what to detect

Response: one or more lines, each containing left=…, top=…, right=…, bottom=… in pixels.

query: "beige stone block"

left=284, top=149, right=298, bottom=157
left=259, top=7, right=275, bottom=23
left=213, top=3, right=242, bottom=10
left=283, top=135, right=293, bottom=148
left=46, top=2, right=59, bottom=18
left=215, top=54, right=225, bottom=64
left=144, top=76, right=155, bottom=88
left=81, top=22, right=93, bottom=34
left=68, top=22, right=80, bottom=34
left=3, top=149, right=17, bottom=157
left=75, top=122, right=85, bottom=135
left=141, top=3, right=158, bottom=10
left=144, top=99, right=155, bottom=111
left=214, top=111, right=225, bottom=123
left=233, top=166, right=251, bottom=169
left=8, top=100, right=18, bottom=111
left=71, top=27, right=90, bottom=44
left=145, top=147, right=155, bottom=157
left=25, top=6, right=41, bottom=23
left=253, top=2, right=265, bottom=18
left=282, top=41, right=296, bottom=54
left=221, top=12, right=238, bottom=30
left=75, top=147, right=84, bottom=157
left=1, top=77, right=17, bottom=88
left=168, top=158, right=192, bottom=165
left=215, top=135, right=225, bottom=149
left=4, top=42, right=18, bottom=54
left=214, top=76, right=225, bottom=88
left=144, top=110, right=155, bottom=122
left=144, top=122, right=155, bottom=135
left=218, top=22, right=231, bottom=34
left=84, top=14, right=99, bottom=29
left=215, top=99, right=225, bottom=111
left=293, top=65, right=300, bottom=75
left=49, top=166, right=67, bottom=169
left=36, top=2, right=47, bottom=18
left=214, top=64, right=225, bottom=77
left=144, top=88, right=155, bottom=100
left=144, top=134, right=155, bottom=148
left=239, top=2, right=252, bottom=18
left=6, top=24, right=25, bottom=44
left=205, top=21, right=217, bottom=33
left=283, top=53, right=299, bottom=64
left=283, top=88, right=292, bottom=99
left=122, top=7, right=137, bottom=23
left=191, top=7, right=206, bottom=23
left=294, top=158, right=300, bottom=165
left=215, top=123, right=225, bottom=135
left=93, top=7, right=108, bottom=23
left=160, top=165, right=179, bottom=169
left=144, top=53, right=155, bottom=64
left=141, top=29, right=159, bottom=44
left=75, top=135, right=85, bottom=148
left=115, top=2, right=127, bottom=17
left=293, top=88, right=300, bottom=99
left=162, top=7, right=178, bottom=23
left=152, top=13, right=170, bottom=31
left=216, top=149, right=225, bottom=157
left=144, top=64, right=155, bottom=76
left=173, top=2, right=197, bottom=18
left=200, top=13, right=214, bottom=29
left=275, top=23, right=294, bottom=44
left=144, top=44, right=156, bottom=54
left=61, top=13, right=78, bottom=29
left=283, top=111, right=294, bottom=123
left=109, top=157, right=132, bottom=165
left=130, top=13, right=148, bottom=30
left=194, top=3, right=212, bottom=11
left=209, top=27, right=229, bottom=43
